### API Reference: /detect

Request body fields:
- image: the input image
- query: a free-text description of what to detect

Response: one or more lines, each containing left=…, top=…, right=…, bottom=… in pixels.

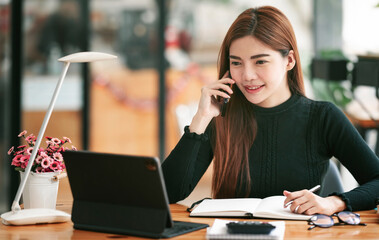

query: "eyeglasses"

left=307, top=211, right=367, bottom=230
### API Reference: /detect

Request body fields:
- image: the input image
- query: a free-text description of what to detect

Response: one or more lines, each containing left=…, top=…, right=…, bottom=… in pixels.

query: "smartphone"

left=220, top=95, right=229, bottom=117
left=220, top=73, right=232, bottom=117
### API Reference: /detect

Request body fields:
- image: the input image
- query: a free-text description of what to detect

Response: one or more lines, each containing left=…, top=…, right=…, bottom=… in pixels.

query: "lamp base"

left=1, top=208, right=70, bottom=226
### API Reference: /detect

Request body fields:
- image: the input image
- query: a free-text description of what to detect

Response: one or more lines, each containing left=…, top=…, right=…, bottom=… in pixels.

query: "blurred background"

left=1, top=0, right=379, bottom=210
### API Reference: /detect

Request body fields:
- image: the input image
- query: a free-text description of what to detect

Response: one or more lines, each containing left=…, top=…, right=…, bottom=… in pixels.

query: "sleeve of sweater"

left=161, top=126, right=214, bottom=203
left=322, top=103, right=379, bottom=211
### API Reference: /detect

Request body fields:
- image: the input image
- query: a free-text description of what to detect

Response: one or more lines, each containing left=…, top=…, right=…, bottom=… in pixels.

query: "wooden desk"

left=1, top=200, right=378, bottom=240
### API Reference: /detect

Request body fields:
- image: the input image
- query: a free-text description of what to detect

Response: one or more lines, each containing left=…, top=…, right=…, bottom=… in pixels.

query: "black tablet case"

left=63, top=150, right=207, bottom=238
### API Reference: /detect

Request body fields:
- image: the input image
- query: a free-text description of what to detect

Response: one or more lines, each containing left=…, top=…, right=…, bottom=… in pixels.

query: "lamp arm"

left=11, top=62, right=71, bottom=212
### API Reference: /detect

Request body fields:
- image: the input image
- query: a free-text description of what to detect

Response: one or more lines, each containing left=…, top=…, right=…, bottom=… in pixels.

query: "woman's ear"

left=286, top=50, right=296, bottom=71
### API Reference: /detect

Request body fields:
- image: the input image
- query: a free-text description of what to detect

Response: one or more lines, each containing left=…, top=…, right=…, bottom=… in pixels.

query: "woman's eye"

left=230, top=61, right=241, bottom=66
left=256, top=60, right=267, bottom=65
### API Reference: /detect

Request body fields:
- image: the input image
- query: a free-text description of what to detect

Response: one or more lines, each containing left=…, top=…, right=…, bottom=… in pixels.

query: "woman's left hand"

left=283, top=190, right=346, bottom=215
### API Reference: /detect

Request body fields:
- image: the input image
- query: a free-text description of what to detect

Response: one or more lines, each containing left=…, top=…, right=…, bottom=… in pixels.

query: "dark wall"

left=0, top=61, right=9, bottom=213
left=0, top=3, right=11, bottom=213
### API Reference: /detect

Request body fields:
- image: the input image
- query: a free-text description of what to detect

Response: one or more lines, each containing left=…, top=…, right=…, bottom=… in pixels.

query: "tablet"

left=63, top=150, right=208, bottom=238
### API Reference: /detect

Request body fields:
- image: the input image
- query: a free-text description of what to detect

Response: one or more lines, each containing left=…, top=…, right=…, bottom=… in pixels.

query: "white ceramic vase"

left=20, top=171, right=59, bottom=209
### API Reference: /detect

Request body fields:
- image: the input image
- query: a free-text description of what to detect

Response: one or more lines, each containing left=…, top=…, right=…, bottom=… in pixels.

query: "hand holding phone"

left=188, top=71, right=234, bottom=134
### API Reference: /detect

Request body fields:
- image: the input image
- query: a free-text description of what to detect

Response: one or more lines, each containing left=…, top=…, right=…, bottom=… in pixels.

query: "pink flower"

left=11, top=160, right=21, bottom=167
left=18, top=130, right=27, bottom=137
left=41, top=158, right=51, bottom=169
left=35, top=155, right=43, bottom=164
left=72, top=146, right=77, bottom=151
left=12, top=155, right=22, bottom=162
left=59, top=162, right=66, bottom=170
left=21, top=161, right=28, bottom=169
left=53, top=152, right=63, bottom=162
left=7, top=147, right=14, bottom=155
left=63, top=137, right=72, bottom=143
left=50, top=161, right=59, bottom=171
left=25, top=147, right=34, bottom=155
left=13, top=154, right=23, bottom=161
left=51, top=138, right=61, bottom=145
left=40, top=151, right=48, bottom=158
left=17, top=145, right=26, bottom=149
left=35, top=167, right=44, bottom=173
left=19, top=155, right=30, bottom=163
left=25, top=134, right=36, bottom=144
left=11, top=155, right=22, bottom=166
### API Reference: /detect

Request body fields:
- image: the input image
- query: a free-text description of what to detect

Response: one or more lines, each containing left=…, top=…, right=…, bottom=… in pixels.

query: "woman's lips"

left=244, top=85, right=264, bottom=94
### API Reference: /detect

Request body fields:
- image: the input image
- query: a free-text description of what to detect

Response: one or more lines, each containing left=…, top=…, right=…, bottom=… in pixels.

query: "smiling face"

left=229, top=35, right=295, bottom=108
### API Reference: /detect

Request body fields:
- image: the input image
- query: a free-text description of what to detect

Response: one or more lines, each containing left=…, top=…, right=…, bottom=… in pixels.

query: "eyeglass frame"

left=307, top=211, right=367, bottom=230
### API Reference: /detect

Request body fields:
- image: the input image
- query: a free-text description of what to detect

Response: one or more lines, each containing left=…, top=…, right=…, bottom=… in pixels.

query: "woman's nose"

left=243, top=65, right=258, bottom=81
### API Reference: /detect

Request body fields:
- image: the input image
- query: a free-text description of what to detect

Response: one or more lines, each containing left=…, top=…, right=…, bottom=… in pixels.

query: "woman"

left=162, top=6, right=379, bottom=215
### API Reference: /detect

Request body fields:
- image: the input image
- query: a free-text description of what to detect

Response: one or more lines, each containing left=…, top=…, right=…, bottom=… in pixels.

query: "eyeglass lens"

left=310, top=214, right=334, bottom=227
left=337, top=211, right=361, bottom=225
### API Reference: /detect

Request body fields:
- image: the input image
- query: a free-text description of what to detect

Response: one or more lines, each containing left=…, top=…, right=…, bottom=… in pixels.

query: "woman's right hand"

left=189, top=71, right=235, bottom=134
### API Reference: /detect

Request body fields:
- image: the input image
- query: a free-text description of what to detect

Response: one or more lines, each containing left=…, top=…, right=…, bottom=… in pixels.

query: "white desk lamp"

left=1, top=52, right=117, bottom=225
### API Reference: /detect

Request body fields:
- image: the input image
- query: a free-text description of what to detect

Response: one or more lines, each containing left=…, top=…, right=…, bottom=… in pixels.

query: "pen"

left=284, top=185, right=321, bottom=207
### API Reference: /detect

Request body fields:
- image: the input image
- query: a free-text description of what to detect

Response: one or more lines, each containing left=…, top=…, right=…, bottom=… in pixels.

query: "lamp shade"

left=58, top=52, right=117, bottom=63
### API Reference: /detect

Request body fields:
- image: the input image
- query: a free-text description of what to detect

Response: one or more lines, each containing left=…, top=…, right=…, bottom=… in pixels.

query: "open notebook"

left=190, top=197, right=312, bottom=221
left=63, top=150, right=208, bottom=238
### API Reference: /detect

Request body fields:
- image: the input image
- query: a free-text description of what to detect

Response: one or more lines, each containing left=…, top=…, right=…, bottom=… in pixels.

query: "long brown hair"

left=211, top=6, right=305, bottom=199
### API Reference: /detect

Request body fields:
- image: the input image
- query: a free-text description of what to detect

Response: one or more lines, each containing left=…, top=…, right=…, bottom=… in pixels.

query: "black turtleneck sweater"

left=162, top=94, right=379, bottom=211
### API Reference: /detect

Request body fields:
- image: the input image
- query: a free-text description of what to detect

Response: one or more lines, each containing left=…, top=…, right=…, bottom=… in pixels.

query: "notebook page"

left=191, top=198, right=262, bottom=216
left=253, top=196, right=311, bottom=220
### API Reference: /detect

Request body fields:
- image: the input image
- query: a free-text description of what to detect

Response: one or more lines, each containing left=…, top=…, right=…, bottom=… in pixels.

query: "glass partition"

left=22, top=0, right=84, bottom=151
left=89, top=0, right=161, bottom=155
